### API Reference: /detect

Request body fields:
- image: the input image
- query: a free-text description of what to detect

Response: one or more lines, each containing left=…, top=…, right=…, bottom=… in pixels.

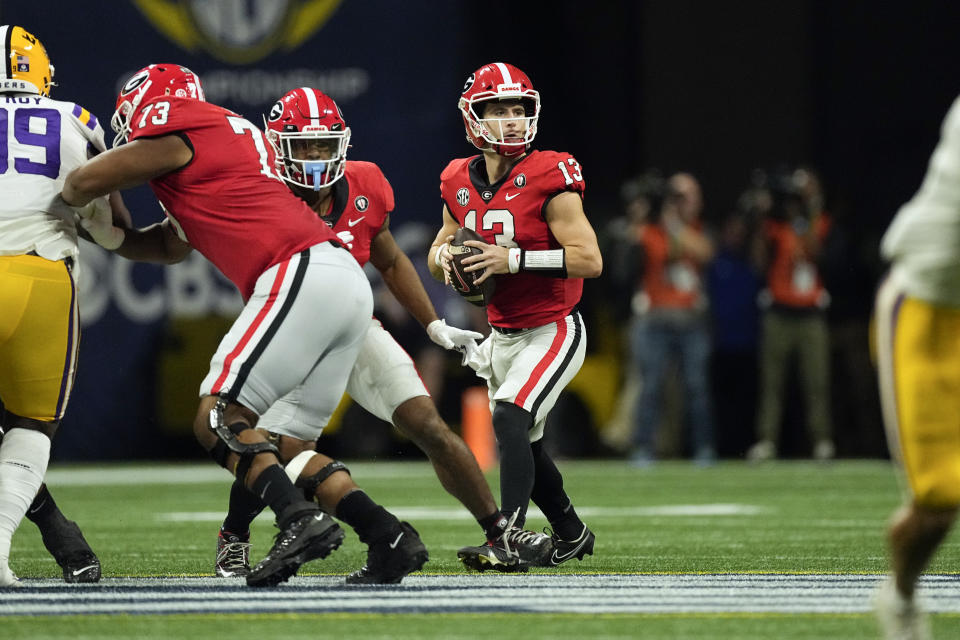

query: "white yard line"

left=157, top=503, right=769, bottom=523
left=2, top=574, right=958, bottom=616
left=44, top=462, right=437, bottom=486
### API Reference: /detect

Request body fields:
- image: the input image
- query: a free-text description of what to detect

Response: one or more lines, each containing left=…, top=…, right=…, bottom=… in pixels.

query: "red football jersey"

left=128, top=96, right=337, bottom=300
left=440, top=150, right=586, bottom=327
left=318, top=161, right=393, bottom=267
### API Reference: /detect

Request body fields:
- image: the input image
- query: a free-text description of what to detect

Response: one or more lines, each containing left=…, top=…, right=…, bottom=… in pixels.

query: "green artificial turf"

left=6, top=459, right=960, bottom=639
left=6, top=612, right=960, bottom=640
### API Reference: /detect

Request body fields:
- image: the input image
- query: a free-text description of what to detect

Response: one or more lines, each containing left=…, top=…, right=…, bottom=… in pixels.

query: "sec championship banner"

left=0, top=1, right=467, bottom=459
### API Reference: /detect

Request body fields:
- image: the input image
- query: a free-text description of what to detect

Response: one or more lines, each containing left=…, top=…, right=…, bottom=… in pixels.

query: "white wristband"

left=508, top=247, right=522, bottom=274
left=518, top=248, right=567, bottom=277
left=523, top=249, right=564, bottom=270
left=434, top=242, right=448, bottom=268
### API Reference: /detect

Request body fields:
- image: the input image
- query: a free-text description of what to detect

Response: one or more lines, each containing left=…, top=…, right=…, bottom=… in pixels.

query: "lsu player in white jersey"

left=0, top=25, right=110, bottom=586
left=873, top=96, right=960, bottom=639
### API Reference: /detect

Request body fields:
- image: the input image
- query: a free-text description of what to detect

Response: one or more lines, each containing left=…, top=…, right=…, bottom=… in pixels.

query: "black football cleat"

left=544, top=524, right=595, bottom=566
left=346, top=521, right=429, bottom=585
left=246, top=511, right=344, bottom=588
left=215, top=529, right=251, bottom=578
left=457, top=526, right=553, bottom=573
left=38, top=516, right=101, bottom=583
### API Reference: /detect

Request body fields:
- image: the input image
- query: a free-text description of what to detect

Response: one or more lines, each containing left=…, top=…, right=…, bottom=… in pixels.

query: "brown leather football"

left=449, top=227, right=495, bottom=306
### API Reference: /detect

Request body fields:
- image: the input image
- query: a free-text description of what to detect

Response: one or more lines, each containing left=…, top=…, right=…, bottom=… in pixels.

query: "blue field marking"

left=2, top=574, right=958, bottom=617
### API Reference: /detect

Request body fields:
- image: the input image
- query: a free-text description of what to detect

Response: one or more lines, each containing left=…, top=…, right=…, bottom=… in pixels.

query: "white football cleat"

left=872, top=577, right=930, bottom=640
left=0, top=562, right=21, bottom=588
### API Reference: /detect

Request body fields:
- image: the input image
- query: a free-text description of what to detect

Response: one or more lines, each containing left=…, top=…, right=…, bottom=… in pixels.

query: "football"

left=449, top=227, right=495, bottom=306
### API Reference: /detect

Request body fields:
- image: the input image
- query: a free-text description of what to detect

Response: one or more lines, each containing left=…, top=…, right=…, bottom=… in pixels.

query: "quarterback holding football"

left=429, top=62, right=603, bottom=572
left=212, top=86, right=549, bottom=583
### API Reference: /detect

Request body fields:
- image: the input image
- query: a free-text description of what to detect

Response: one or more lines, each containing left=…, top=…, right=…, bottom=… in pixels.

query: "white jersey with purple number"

left=882, top=95, right=960, bottom=305
left=0, top=93, right=106, bottom=261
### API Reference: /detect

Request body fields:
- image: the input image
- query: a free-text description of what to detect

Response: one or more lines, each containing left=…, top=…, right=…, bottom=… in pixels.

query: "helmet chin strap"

left=494, top=141, right=527, bottom=158
left=304, top=161, right=327, bottom=190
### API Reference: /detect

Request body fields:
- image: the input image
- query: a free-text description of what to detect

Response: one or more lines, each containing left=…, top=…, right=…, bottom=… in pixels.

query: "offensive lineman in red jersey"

left=58, top=64, right=406, bottom=587
left=429, top=63, right=603, bottom=571
left=212, top=87, right=545, bottom=581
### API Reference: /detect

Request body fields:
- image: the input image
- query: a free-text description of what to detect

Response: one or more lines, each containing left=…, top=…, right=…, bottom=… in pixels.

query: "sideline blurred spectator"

left=707, top=210, right=763, bottom=457
left=748, top=167, right=835, bottom=461
left=817, top=196, right=886, bottom=458
left=596, top=172, right=663, bottom=453
left=630, top=172, right=716, bottom=466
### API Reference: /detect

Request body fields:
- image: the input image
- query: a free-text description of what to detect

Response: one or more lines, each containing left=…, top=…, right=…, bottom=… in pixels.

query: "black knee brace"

left=207, top=397, right=278, bottom=477
left=295, top=460, right=350, bottom=501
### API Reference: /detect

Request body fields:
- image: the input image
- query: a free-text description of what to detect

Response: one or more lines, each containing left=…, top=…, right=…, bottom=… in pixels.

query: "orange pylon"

left=461, top=386, right=497, bottom=471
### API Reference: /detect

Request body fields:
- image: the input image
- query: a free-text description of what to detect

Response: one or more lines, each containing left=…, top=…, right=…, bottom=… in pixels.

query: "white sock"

left=0, top=429, right=51, bottom=563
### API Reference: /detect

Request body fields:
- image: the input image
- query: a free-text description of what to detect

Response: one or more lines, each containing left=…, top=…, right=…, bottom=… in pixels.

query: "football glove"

left=426, top=319, right=483, bottom=365
left=76, top=196, right=125, bottom=250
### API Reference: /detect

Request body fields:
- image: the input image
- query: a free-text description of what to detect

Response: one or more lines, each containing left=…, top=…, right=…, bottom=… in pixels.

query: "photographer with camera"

left=629, top=172, right=716, bottom=466
left=747, top=167, right=835, bottom=462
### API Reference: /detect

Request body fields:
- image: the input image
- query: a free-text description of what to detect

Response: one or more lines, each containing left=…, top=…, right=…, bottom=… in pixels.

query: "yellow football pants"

left=876, top=276, right=960, bottom=508
left=0, top=254, right=79, bottom=422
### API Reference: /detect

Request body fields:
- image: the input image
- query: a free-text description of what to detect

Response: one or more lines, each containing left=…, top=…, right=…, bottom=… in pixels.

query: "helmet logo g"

left=461, top=73, right=476, bottom=95
left=122, top=70, right=150, bottom=95
left=268, top=101, right=283, bottom=121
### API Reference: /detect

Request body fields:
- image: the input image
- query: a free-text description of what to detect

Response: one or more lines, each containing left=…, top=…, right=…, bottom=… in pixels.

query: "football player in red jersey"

left=211, top=87, right=544, bottom=581
left=60, top=64, right=421, bottom=587
left=429, top=63, right=603, bottom=571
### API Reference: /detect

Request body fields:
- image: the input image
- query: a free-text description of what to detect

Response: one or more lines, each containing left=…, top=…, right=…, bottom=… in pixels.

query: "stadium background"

left=2, top=0, right=958, bottom=461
